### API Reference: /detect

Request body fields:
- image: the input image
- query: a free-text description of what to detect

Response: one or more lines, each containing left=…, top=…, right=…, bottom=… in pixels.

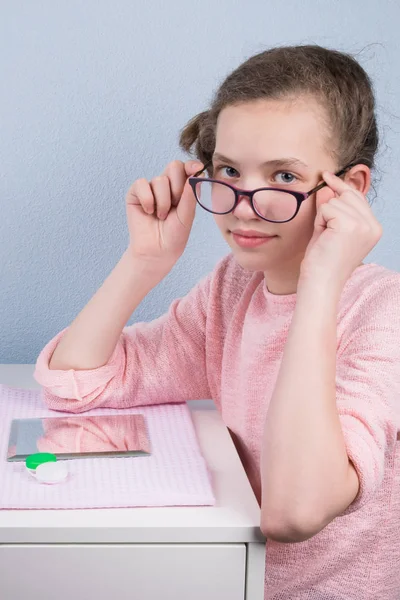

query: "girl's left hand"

left=300, top=171, right=383, bottom=289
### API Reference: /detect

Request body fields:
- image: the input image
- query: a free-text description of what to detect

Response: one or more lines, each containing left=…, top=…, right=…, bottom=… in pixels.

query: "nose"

left=232, top=193, right=260, bottom=221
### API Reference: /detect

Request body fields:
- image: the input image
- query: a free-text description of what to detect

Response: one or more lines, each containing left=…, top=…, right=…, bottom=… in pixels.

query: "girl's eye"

left=274, top=171, right=297, bottom=184
left=215, top=165, right=239, bottom=178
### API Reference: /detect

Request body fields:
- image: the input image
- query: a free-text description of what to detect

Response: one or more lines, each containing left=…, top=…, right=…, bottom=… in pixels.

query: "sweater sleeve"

left=34, top=273, right=212, bottom=413
left=336, top=275, right=400, bottom=515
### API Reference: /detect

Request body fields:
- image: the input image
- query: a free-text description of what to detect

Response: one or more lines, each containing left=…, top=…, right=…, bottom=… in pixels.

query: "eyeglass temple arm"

left=309, top=163, right=356, bottom=195
left=191, top=161, right=213, bottom=178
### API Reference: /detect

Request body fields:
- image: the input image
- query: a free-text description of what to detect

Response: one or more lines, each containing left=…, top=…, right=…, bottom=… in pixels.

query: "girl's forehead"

left=215, top=100, right=330, bottom=165
left=217, top=98, right=326, bottom=133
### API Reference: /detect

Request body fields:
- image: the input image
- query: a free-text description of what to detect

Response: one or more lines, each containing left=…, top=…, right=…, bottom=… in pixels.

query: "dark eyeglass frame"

left=188, top=161, right=356, bottom=223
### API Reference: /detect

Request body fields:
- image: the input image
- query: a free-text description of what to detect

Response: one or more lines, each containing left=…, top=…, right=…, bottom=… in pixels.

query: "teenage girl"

left=35, top=45, right=400, bottom=599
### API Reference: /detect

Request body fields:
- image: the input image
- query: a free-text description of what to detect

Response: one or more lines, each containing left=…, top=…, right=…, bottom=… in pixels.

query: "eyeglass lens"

left=194, top=180, right=298, bottom=223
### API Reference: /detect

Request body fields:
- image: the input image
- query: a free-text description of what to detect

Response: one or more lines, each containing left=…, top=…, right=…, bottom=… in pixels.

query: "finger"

left=313, top=199, right=343, bottom=234
left=322, top=171, right=370, bottom=205
left=328, top=191, right=372, bottom=228
left=324, top=196, right=365, bottom=220
left=322, top=171, right=354, bottom=195
left=150, top=176, right=172, bottom=220
left=316, top=184, right=337, bottom=209
left=127, top=179, right=155, bottom=215
left=175, top=177, right=197, bottom=229
left=318, top=197, right=382, bottom=237
left=184, top=160, right=204, bottom=178
left=318, top=175, right=369, bottom=213
left=341, top=192, right=372, bottom=220
left=318, top=201, right=370, bottom=237
left=163, top=160, right=204, bottom=207
left=163, top=161, right=187, bottom=207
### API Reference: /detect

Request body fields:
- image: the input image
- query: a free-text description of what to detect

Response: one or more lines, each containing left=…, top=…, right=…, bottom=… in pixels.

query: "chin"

left=230, top=248, right=276, bottom=272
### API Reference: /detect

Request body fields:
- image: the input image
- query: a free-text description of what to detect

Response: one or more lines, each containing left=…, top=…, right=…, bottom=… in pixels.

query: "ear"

left=344, top=164, right=371, bottom=196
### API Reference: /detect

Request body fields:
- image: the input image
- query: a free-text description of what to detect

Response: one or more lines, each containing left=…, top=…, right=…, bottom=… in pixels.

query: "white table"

left=0, top=365, right=265, bottom=600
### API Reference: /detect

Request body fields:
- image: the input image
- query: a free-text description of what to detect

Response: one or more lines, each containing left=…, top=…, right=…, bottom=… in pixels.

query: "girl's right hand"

left=125, top=159, right=203, bottom=268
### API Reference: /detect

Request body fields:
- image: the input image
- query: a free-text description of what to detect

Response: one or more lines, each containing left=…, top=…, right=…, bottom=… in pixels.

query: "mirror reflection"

left=7, top=413, right=151, bottom=461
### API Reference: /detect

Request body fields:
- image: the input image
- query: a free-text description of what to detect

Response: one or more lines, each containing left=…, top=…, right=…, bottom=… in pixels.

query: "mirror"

left=7, top=413, right=151, bottom=461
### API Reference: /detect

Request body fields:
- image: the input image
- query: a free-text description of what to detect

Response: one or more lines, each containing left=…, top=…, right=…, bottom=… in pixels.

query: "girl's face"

left=212, top=98, right=338, bottom=292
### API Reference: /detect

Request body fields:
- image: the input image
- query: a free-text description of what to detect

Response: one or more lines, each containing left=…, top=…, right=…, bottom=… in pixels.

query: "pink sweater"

left=34, top=254, right=400, bottom=599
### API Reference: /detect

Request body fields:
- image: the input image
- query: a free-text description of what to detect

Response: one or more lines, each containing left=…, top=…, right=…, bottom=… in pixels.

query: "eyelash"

left=214, top=165, right=298, bottom=184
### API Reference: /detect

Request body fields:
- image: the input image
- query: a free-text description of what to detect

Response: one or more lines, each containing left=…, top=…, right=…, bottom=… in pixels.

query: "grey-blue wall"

left=1, top=0, right=399, bottom=363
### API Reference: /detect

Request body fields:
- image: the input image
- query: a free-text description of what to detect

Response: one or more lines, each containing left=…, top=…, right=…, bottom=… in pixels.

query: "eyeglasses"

left=188, top=161, right=355, bottom=223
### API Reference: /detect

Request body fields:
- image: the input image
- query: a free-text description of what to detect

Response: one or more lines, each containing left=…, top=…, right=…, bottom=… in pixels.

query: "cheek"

left=293, top=198, right=317, bottom=235
left=276, top=199, right=317, bottom=247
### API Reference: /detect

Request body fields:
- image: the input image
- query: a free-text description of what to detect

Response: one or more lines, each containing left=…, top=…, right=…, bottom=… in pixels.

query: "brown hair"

left=179, top=45, right=378, bottom=173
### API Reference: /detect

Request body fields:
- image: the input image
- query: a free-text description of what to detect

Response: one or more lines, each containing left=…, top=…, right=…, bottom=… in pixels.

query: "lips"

left=231, top=230, right=277, bottom=249
left=231, top=229, right=275, bottom=238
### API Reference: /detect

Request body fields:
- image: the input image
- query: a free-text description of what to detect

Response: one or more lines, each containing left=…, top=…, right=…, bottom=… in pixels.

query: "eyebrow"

left=212, top=153, right=309, bottom=170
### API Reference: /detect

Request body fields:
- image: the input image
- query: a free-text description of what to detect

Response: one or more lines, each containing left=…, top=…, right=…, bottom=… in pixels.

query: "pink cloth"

left=35, top=254, right=400, bottom=599
left=0, top=385, right=215, bottom=509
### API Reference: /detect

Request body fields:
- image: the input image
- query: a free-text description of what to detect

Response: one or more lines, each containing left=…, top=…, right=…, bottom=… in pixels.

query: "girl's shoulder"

left=341, top=262, right=400, bottom=323
left=347, top=262, right=400, bottom=295
left=207, top=257, right=400, bottom=319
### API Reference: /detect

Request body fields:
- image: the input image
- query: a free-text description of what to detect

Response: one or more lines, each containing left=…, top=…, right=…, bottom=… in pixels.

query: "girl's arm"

left=260, top=278, right=358, bottom=542
left=260, top=171, right=397, bottom=543
left=47, top=251, right=170, bottom=372
left=47, top=158, right=201, bottom=373
left=34, top=263, right=212, bottom=413
left=35, top=159, right=208, bottom=412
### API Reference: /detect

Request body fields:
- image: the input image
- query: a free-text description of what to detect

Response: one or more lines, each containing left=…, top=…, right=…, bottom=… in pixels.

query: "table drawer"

left=0, top=543, right=246, bottom=600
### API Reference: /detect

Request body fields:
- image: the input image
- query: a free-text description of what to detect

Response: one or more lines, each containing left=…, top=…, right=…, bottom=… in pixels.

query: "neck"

left=264, top=262, right=366, bottom=296
left=263, top=265, right=300, bottom=296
